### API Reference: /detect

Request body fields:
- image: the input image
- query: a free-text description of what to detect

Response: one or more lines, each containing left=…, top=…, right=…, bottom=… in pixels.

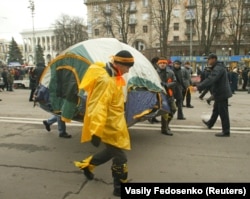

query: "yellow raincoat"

left=79, top=62, right=131, bottom=150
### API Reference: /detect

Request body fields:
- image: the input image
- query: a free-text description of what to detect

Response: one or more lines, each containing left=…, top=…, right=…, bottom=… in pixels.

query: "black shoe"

left=161, top=129, right=173, bottom=136
left=177, top=117, right=186, bottom=120
left=83, top=167, right=94, bottom=180
left=206, top=99, right=211, bottom=105
left=186, top=105, right=194, bottom=108
left=215, top=132, right=230, bottom=137
left=182, top=104, right=186, bottom=107
left=152, top=117, right=160, bottom=123
left=113, top=188, right=121, bottom=197
left=202, top=119, right=212, bottom=129
left=148, top=117, right=160, bottom=124
left=43, top=120, right=51, bottom=132
left=59, top=132, right=72, bottom=138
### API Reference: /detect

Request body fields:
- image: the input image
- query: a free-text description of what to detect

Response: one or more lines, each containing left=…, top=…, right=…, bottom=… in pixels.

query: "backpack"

left=33, top=84, right=49, bottom=103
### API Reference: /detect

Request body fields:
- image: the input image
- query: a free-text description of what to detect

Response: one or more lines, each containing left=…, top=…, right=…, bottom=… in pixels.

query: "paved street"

left=0, top=89, right=250, bottom=199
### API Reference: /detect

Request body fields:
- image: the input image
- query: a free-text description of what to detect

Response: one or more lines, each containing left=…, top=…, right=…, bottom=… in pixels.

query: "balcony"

left=128, top=6, right=137, bottom=13
left=129, top=18, right=137, bottom=25
left=185, top=16, right=196, bottom=22
left=213, top=14, right=225, bottom=21
left=103, top=21, right=112, bottom=27
left=243, top=0, right=250, bottom=7
left=212, top=0, right=225, bottom=7
left=103, top=9, right=112, bottom=16
left=215, top=28, right=225, bottom=35
left=168, top=40, right=200, bottom=46
left=185, top=29, right=196, bottom=35
left=185, top=3, right=197, bottom=9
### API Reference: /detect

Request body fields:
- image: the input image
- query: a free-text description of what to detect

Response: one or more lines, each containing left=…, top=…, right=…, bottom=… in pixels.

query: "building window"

left=143, top=26, right=148, bottom=33
left=107, top=26, right=111, bottom=35
left=173, top=36, right=179, bottom=41
left=173, top=9, right=180, bottom=17
left=142, top=13, right=149, bottom=20
left=94, top=29, right=99, bottom=36
left=130, top=25, right=135, bottom=34
left=174, top=23, right=179, bottom=31
left=142, top=0, right=148, bottom=7
left=231, top=7, right=237, bottom=15
left=93, top=5, right=98, bottom=12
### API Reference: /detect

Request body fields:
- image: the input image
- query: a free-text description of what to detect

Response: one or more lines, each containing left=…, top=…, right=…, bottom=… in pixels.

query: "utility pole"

left=28, top=0, right=36, bottom=65
left=189, top=9, right=193, bottom=63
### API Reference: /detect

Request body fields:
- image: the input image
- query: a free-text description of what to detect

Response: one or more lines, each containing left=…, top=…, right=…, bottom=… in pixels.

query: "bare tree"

left=151, top=0, right=175, bottom=56
left=54, top=14, right=88, bottom=52
left=93, top=0, right=137, bottom=44
left=224, top=0, right=246, bottom=55
left=195, top=0, right=226, bottom=55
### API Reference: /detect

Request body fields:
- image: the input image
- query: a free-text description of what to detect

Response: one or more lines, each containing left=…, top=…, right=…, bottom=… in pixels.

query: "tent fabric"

left=37, top=38, right=170, bottom=126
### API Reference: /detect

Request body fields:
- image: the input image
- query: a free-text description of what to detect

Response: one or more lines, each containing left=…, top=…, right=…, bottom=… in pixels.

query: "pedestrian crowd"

left=1, top=50, right=249, bottom=197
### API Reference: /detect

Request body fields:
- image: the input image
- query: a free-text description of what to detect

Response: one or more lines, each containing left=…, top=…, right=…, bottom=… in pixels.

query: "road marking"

left=0, top=116, right=249, bottom=134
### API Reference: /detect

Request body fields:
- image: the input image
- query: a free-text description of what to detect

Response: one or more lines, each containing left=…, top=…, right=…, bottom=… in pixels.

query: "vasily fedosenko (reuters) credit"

left=121, top=183, right=249, bottom=199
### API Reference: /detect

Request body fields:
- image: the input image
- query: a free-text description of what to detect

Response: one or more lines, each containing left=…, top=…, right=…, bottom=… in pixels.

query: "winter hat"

left=205, top=53, right=217, bottom=60
left=174, top=60, right=182, bottom=65
left=113, top=50, right=134, bottom=67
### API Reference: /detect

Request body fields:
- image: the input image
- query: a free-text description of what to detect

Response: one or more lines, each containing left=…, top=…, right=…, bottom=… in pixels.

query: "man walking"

left=193, top=53, right=232, bottom=137
left=74, top=50, right=134, bottom=197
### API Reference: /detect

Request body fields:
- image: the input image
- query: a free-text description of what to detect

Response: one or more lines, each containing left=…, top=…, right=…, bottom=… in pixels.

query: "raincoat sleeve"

left=86, top=77, right=112, bottom=139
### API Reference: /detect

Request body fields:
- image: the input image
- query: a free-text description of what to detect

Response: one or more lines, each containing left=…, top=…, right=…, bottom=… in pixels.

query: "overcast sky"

left=0, top=0, right=87, bottom=43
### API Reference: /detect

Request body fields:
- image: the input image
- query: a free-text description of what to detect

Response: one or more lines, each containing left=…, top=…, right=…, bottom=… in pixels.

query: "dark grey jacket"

left=197, top=61, right=232, bottom=101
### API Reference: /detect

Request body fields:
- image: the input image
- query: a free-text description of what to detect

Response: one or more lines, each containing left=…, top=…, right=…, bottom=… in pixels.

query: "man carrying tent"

left=156, top=57, right=177, bottom=136
left=74, top=50, right=134, bottom=197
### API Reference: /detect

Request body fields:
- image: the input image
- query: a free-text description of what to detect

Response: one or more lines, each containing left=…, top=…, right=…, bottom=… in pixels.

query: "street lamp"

left=28, top=0, right=36, bottom=65
left=228, top=47, right=232, bottom=56
left=222, top=47, right=225, bottom=56
left=189, top=9, right=194, bottom=62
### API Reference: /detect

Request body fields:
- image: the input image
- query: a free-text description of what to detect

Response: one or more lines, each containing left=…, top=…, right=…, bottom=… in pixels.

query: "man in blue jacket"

left=193, top=53, right=232, bottom=137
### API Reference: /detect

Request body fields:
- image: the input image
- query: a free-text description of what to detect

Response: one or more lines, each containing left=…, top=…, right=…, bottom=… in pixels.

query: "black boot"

left=148, top=117, right=160, bottom=124
left=161, top=116, right=173, bottom=136
left=112, top=164, right=128, bottom=197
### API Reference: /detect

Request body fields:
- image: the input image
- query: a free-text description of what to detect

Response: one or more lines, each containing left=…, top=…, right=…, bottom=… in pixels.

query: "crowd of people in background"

left=148, top=53, right=250, bottom=138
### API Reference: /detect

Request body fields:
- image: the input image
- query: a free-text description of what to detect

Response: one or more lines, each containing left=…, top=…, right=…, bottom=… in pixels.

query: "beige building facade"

left=84, top=0, right=250, bottom=60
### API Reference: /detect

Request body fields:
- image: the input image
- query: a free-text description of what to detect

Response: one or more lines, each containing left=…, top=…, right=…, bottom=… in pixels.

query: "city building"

left=0, top=39, right=9, bottom=64
left=20, top=28, right=58, bottom=66
left=84, top=0, right=250, bottom=62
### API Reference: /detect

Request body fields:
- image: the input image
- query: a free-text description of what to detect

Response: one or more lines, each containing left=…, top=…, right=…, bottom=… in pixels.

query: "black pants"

left=182, top=87, right=191, bottom=106
left=207, top=99, right=230, bottom=133
left=29, top=88, right=36, bottom=101
left=199, top=88, right=210, bottom=99
left=90, top=144, right=127, bottom=166
left=242, top=79, right=248, bottom=90
left=176, top=99, right=184, bottom=118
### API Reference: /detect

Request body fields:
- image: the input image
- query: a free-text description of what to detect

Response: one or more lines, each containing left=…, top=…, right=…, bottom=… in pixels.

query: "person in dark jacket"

left=33, top=62, right=45, bottom=87
left=28, top=67, right=37, bottom=101
left=156, top=57, right=177, bottom=135
left=172, top=60, right=186, bottom=120
left=182, top=61, right=194, bottom=108
left=199, top=66, right=214, bottom=105
left=193, top=53, right=232, bottom=137
left=1, top=67, right=8, bottom=91
left=241, top=66, right=249, bottom=90
left=229, top=67, right=238, bottom=94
